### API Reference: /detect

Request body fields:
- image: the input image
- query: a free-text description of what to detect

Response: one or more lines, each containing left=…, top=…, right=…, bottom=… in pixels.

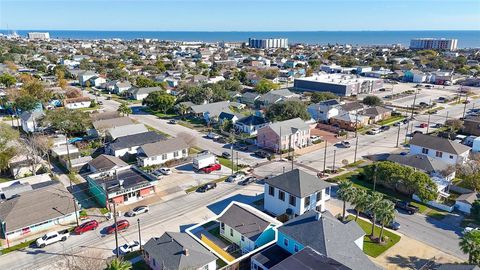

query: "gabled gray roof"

left=217, top=203, right=272, bottom=241
left=266, top=169, right=332, bottom=198
left=410, top=134, right=471, bottom=155
left=88, top=154, right=128, bottom=171
left=340, top=102, right=364, bottom=112
left=190, top=101, right=231, bottom=114
left=270, top=246, right=351, bottom=270
left=266, top=118, right=310, bottom=137
left=129, top=86, right=163, bottom=96
left=109, top=131, right=165, bottom=150
left=143, top=232, right=217, bottom=270
left=278, top=211, right=380, bottom=270
left=361, top=106, right=392, bottom=117
left=20, top=110, right=44, bottom=122
left=107, top=124, right=149, bottom=140
left=92, top=117, right=133, bottom=131
left=139, top=137, right=188, bottom=157
left=385, top=154, right=450, bottom=174
left=318, top=99, right=341, bottom=107
left=0, top=183, right=76, bottom=231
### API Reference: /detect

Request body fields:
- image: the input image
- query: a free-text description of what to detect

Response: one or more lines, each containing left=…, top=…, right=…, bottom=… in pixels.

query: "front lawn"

left=185, top=176, right=228, bottom=193
left=377, top=116, right=405, bottom=126
left=346, top=216, right=401, bottom=258
left=218, top=157, right=239, bottom=171
left=1, top=239, right=36, bottom=254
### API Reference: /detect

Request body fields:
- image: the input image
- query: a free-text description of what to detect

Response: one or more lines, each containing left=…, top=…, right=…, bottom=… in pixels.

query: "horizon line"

left=1, top=29, right=479, bottom=32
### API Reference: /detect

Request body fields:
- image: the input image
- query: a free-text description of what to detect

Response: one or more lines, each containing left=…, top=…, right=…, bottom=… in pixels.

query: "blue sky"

left=0, top=0, right=479, bottom=31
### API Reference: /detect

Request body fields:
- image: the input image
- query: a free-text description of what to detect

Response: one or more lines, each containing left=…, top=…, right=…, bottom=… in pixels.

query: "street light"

left=137, top=218, right=142, bottom=251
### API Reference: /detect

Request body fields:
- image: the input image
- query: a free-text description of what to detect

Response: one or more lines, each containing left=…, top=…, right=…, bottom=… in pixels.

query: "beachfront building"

left=294, top=74, right=384, bottom=96
left=410, top=38, right=458, bottom=51
left=248, top=38, right=288, bottom=49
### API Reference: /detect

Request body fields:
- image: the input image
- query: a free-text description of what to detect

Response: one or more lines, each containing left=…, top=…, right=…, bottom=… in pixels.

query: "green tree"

left=105, top=258, right=132, bottom=270
left=254, top=79, right=279, bottom=94
left=351, top=188, right=369, bottom=221
left=175, top=103, right=189, bottom=118
left=310, top=92, right=337, bottom=104
left=265, top=100, right=310, bottom=122
left=362, top=95, right=383, bottom=106
left=15, top=95, right=39, bottom=112
left=143, top=91, right=176, bottom=113
left=117, top=102, right=132, bottom=116
left=155, top=60, right=166, bottom=72
left=375, top=199, right=396, bottom=243
left=0, top=73, right=16, bottom=88
left=367, top=192, right=384, bottom=237
left=0, top=123, right=19, bottom=172
left=471, top=200, right=480, bottom=223
left=135, top=75, right=165, bottom=88
left=337, top=181, right=356, bottom=221
left=42, top=108, right=92, bottom=136
left=460, top=230, right=480, bottom=265
left=21, top=79, right=52, bottom=103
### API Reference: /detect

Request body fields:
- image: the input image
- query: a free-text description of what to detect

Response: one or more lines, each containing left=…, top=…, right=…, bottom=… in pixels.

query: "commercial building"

left=410, top=38, right=458, bottom=51
left=248, top=38, right=288, bottom=49
left=294, top=74, right=384, bottom=96
left=27, top=32, right=50, bottom=40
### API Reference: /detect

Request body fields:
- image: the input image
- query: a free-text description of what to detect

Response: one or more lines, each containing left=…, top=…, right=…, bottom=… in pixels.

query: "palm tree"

left=367, top=192, right=384, bottom=238
left=105, top=258, right=132, bottom=270
left=117, top=102, right=132, bottom=116
left=375, top=199, right=396, bottom=243
left=460, top=230, right=480, bottom=264
left=176, top=103, right=188, bottom=119
left=351, top=189, right=369, bottom=221
left=337, top=181, right=356, bottom=221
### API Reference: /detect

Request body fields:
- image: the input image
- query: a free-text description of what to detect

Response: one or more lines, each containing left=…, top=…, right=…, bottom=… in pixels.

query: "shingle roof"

left=90, top=111, right=120, bottom=121
left=190, top=101, right=231, bottom=114
left=129, top=86, right=163, bottom=96
left=237, top=115, right=268, bottom=126
left=217, top=203, right=277, bottom=241
left=266, top=169, right=332, bottom=198
left=270, top=246, right=351, bottom=270
left=318, top=99, right=341, bottom=107
left=361, top=106, right=392, bottom=117
left=385, top=154, right=450, bottom=174
left=0, top=183, right=77, bottom=231
left=456, top=192, right=478, bottom=205
left=88, top=154, right=128, bottom=171
left=340, top=102, right=364, bottom=112
left=278, top=211, right=380, bottom=270
left=139, top=137, right=188, bottom=157
left=266, top=118, right=310, bottom=137
left=410, top=134, right=471, bottom=155
left=109, top=131, right=165, bottom=150
left=92, top=117, right=133, bottom=131
left=107, top=124, right=149, bottom=140
left=143, top=232, right=217, bottom=270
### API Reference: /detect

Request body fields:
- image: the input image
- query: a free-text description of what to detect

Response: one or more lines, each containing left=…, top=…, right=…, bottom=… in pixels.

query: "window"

left=326, top=187, right=330, bottom=195
left=304, top=196, right=310, bottom=208
left=283, top=238, right=289, bottom=246
left=162, top=154, right=167, bottom=160
left=289, top=195, right=296, bottom=206
left=152, top=156, right=157, bottom=161
left=422, top=148, right=429, bottom=154
left=152, top=259, right=156, bottom=266
left=269, top=186, right=275, bottom=196
left=450, top=155, right=454, bottom=159
left=316, top=191, right=322, bottom=201
left=279, top=191, right=285, bottom=201
left=436, top=151, right=443, bottom=158
left=230, top=228, right=234, bottom=237
left=182, top=149, right=187, bottom=155
left=174, top=151, right=179, bottom=157
left=241, top=235, right=245, bottom=242
left=294, top=244, right=299, bottom=252
left=220, top=222, right=225, bottom=231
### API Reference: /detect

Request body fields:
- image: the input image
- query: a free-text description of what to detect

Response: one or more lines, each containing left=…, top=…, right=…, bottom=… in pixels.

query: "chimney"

left=315, top=211, right=322, bottom=221
left=184, top=249, right=189, bottom=256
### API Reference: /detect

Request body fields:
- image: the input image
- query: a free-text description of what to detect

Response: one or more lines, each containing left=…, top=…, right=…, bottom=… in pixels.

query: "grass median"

left=185, top=176, right=228, bottom=193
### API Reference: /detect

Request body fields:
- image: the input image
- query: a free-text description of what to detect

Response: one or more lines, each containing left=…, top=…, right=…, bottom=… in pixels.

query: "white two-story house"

left=409, top=134, right=471, bottom=165
left=307, top=99, right=342, bottom=122
left=264, top=169, right=332, bottom=217
left=137, top=137, right=188, bottom=167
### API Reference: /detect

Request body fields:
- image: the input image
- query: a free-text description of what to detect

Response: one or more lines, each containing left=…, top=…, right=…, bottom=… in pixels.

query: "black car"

left=235, top=143, right=249, bottom=151
left=254, top=150, right=271, bottom=158
left=222, top=151, right=231, bottom=158
left=238, top=176, right=257, bottom=186
left=197, top=183, right=217, bottom=192
left=395, top=201, right=419, bottom=215
left=379, top=125, right=390, bottom=131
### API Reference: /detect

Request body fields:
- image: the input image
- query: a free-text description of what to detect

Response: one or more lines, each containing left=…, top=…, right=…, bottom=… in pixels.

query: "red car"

left=106, top=220, right=130, bottom=234
left=419, top=123, right=428, bottom=128
left=201, top=163, right=221, bottom=174
left=74, top=220, right=99, bottom=235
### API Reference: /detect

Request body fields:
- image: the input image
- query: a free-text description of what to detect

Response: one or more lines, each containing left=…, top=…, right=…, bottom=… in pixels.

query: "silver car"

left=126, top=206, right=149, bottom=217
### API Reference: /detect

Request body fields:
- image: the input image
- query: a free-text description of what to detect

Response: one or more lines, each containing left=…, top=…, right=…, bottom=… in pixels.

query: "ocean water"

left=1, top=30, right=479, bottom=48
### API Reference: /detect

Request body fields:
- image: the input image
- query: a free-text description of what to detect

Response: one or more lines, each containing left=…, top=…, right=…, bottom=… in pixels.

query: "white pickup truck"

left=36, top=229, right=70, bottom=248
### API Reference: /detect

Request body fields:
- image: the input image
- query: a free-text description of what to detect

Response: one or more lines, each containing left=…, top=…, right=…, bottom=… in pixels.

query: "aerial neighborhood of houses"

left=1, top=32, right=480, bottom=270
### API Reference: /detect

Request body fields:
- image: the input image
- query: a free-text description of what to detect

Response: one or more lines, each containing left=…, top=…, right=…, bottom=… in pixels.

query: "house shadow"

left=423, top=214, right=464, bottom=237
left=207, top=194, right=262, bottom=215
left=179, top=223, right=197, bottom=233
left=386, top=254, right=435, bottom=269
left=131, top=106, right=148, bottom=115
left=175, top=163, right=195, bottom=172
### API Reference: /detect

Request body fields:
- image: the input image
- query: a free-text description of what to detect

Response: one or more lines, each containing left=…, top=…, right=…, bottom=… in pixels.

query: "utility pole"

left=113, top=203, right=119, bottom=258
left=279, top=127, right=282, bottom=160
left=463, top=96, right=468, bottom=119
left=396, top=120, right=401, bottom=148
left=426, top=114, right=431, bottom=134
left=410, top=91, right=418, bottom=120
left=373, top=164, right=378, bottom=192
left=332, top=150, right=336, bottom=173
left=65, top=135, right=79, bottom=227
left=323, top=141, right=327, bottom=173
left=445, top=111, right=449, bottom=124
left=354, top=113, right=359, bottom=163
left=236, top=152, right=239, bottom=172
left=137, top=218, right=142, bottom=251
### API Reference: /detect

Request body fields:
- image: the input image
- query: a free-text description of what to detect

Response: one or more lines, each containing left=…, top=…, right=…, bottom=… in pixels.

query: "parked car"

left=126, top=206, right=149, bottom=217
left=379, top=125, right=390, bottom=131
left=198, top=150, right=210, bottom=155
left=419, top=123, right=428, bottom=128
left=151, top=170, right=163, bottom=179
left=169, top=119, right=178, bottom=124
left=235, top=143, right=249, bottom=151
left=201, top=163, right=221, bottom=173
left=463, top=227, right=480, bottom=235
left=463, top=100, right=471, bottom=104
left=367, top=128, right=381, bottom=135
left=239, top=176, right=257, bottom=186
left=310, top=135, right=322, bottom=143
left=215, top=137, right=227, bottom=143
left=97, top=101, right=103, bottom=105
left=254, top=150, right=271, bottom=158
left=222, top=151, right=231, bottom=159
left=197, top=183, right=217, bottom=192
left=419, top=102, right=428, bottom=107
left=106, top=220, right=130, bottom=234
left=119, top=240, right=143, bottom=254
left=393, top=121, right=404, bottom=127
left=36, top=229, right=70, bottom=248
left=206, top=132, right=220, bottom=140
left=394, top=201, right=419, bottom=215
left=226, top=173, right=245, bottom=183
left=159, top=167, right=172, bottom=175
left=434, top=123, right=443, bottom=128
left=74, top=220, right=99, bottom=235
left=386, top=220, right=401, bottom=230
left=340, top=141, right=351, bottom=148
